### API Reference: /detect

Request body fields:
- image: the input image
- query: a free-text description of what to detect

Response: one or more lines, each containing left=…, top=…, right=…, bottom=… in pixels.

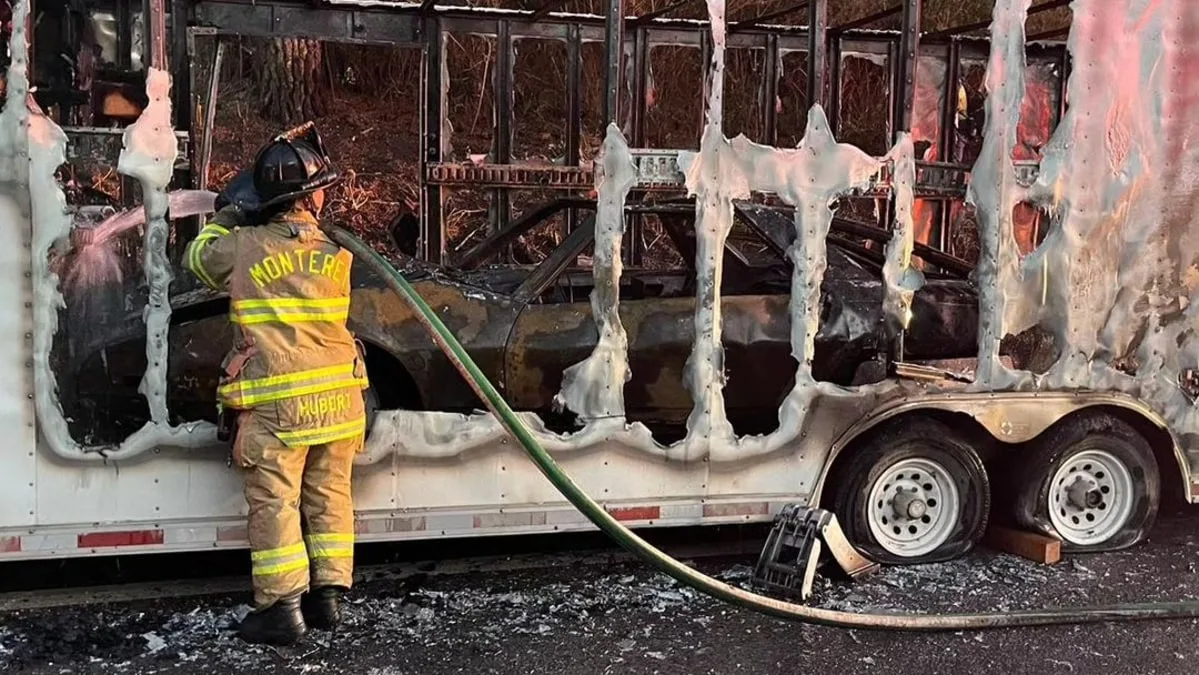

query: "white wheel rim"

left=1047, top=448, right=1134, bottom=546
left=866, top=457, right=962, bottom=558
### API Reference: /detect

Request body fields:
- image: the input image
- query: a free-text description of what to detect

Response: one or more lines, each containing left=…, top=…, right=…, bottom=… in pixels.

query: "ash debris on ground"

left=0, top=564, right=715, bottom=673
left=0, top=602, right=253, bottom=672
left=813, top=550, right=1098, bottom=613
left=0, top=626, right=15, bottom=660
left=5, top=517, right=1199, bottom=674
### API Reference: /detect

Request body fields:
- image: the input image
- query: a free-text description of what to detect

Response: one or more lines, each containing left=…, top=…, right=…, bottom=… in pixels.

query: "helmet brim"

left=257, top=169, right=343, bottom=208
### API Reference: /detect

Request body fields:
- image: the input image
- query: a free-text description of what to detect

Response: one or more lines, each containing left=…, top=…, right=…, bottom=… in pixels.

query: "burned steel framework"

left=43, top=0, right=1071, bottom=266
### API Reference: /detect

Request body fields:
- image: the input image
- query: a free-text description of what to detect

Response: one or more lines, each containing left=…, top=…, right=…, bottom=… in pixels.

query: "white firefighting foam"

left=670, top=0, right=916, bottom=459
left=966, top=0, right=1032, bottom=390
left=29, top=0, right=1197, bottom=477
left=119, top=67, right=179, bottom=425
left=968, top=0, right=1199, bottom=472
left=678, top=0, right=739, bottom=454
left=370, top=0, right=919, bottom=465
left=21, top=0, right=914, bottom=464
left=552, top=125, right=636, bottom=421
left=359, top=412, right=657, bottom=464
left=12, top=0, right=217, bottom=460
left=881, top=133, right=923, bottom=332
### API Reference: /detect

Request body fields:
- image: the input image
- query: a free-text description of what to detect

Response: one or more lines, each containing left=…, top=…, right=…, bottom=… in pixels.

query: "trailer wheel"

left=1012, top=412, right=1158, bottom=552
left=830, top=419, right=990, bottom=565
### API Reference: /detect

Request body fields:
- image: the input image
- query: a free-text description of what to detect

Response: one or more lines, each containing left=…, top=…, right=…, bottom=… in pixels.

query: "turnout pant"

left=233, top=392, right=365, bottom=609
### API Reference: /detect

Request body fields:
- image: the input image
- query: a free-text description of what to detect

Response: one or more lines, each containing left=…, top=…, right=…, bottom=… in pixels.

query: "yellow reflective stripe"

left=234, top=297, right=348, bottom=309
left=217, top=364, right=365, bottom=407
left=305, top=533, right=355, bottom=559
left=228, top=364, right=353, bottom=392
left=219, top=364, right=352, bottom=401
left=232, top=300, right=349, bottom=315
left=220, top=379, right=368, bottom=408
left=232, top=311, right=350, bottom=326
left=250, top=542, right=309, bottom=577
left=217, top=361, right=368, bottom=407
left=187, top=237, right=219, bottom=289
left=253, top=557, right=310, bottom=576
left=250, top=542, right=306, bottom=561
left=196, top=223, right=229, bottom=239
left=230, top=297, right=351, bottom=326
left=224, top=378, right=370, bottom=407
left=276, top=416, right=366, bottom=446
left=187, top=222, right=230, bottom=289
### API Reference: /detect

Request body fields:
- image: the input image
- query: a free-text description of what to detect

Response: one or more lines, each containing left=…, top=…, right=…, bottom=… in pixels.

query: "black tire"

left=363, top=384, right=379, bottom=443
left=829, top=418, right=990, bottom=565
left=1011, top=412, right=1159, bottom=552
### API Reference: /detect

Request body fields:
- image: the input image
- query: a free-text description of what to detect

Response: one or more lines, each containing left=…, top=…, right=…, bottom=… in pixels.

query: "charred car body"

left=59, top=197, right=979, bottom=443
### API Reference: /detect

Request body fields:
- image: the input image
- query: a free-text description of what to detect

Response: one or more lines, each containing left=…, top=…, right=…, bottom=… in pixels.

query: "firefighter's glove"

left=214, top=169, right=262, bottom=217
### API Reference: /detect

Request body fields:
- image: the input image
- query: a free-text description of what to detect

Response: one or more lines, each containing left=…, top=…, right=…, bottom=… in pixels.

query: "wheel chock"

left=752, top=505, right=880, bottom=601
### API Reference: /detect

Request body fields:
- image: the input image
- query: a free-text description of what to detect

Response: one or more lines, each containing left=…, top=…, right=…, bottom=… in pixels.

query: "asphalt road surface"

left=6, top=509, right=1199, bottom=675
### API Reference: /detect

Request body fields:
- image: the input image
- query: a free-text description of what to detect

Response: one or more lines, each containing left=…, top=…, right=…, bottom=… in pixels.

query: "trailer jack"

left=753, top=505, right=879, bottom=601
left=329, top=224, right=1199, bottom=632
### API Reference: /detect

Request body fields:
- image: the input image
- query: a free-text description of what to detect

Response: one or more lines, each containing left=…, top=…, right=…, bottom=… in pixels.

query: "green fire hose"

left=328, top=226, right=1199, bottom=631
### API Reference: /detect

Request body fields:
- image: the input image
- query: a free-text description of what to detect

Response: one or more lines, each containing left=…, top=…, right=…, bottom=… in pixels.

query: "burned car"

left=55, top=198, right=978, bottom=444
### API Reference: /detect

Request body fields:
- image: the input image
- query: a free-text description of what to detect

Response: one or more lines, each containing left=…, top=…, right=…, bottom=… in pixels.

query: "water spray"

left=62, top=190, right=219, bottom=294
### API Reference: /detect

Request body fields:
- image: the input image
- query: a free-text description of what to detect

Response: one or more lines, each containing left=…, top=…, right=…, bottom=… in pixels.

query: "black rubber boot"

left=237, top=594, right=307, bottom=646
left=301, top=586, right=344, bottom=631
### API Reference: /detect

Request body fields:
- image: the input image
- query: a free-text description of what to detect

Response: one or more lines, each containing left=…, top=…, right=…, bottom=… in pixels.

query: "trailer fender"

left=811, top=391, right=1189, bottom=507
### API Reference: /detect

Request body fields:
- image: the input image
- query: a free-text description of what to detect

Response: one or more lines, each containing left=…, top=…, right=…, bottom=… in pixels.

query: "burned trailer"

left=0, top=0, right=1194, bottom=574
left=60, top=182, right=983, bottom=444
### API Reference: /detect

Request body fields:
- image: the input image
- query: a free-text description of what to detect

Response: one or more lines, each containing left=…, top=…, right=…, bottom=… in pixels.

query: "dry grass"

left=207, top=42, right=421, bottom=256
left=199, top=0, right=1072, bottom=266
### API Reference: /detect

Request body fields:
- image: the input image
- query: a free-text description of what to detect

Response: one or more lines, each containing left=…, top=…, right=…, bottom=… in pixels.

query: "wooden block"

left=983, top=525, right=1061, bottom=565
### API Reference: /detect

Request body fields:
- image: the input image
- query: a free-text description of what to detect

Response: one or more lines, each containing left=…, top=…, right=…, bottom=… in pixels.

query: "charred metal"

left=34, top=0, right=1069, bottom=257
left=34, top=0, right=1071, bottom=448
left=32, top=0, right=1074, bottom=448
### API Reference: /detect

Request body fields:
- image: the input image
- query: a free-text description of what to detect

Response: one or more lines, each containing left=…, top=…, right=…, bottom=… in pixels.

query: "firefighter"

left=184, top=122, right=369, bottom=646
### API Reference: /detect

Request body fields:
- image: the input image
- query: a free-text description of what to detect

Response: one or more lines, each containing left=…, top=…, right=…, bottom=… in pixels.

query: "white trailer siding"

left=4, top=0, right=1199, bottom=562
